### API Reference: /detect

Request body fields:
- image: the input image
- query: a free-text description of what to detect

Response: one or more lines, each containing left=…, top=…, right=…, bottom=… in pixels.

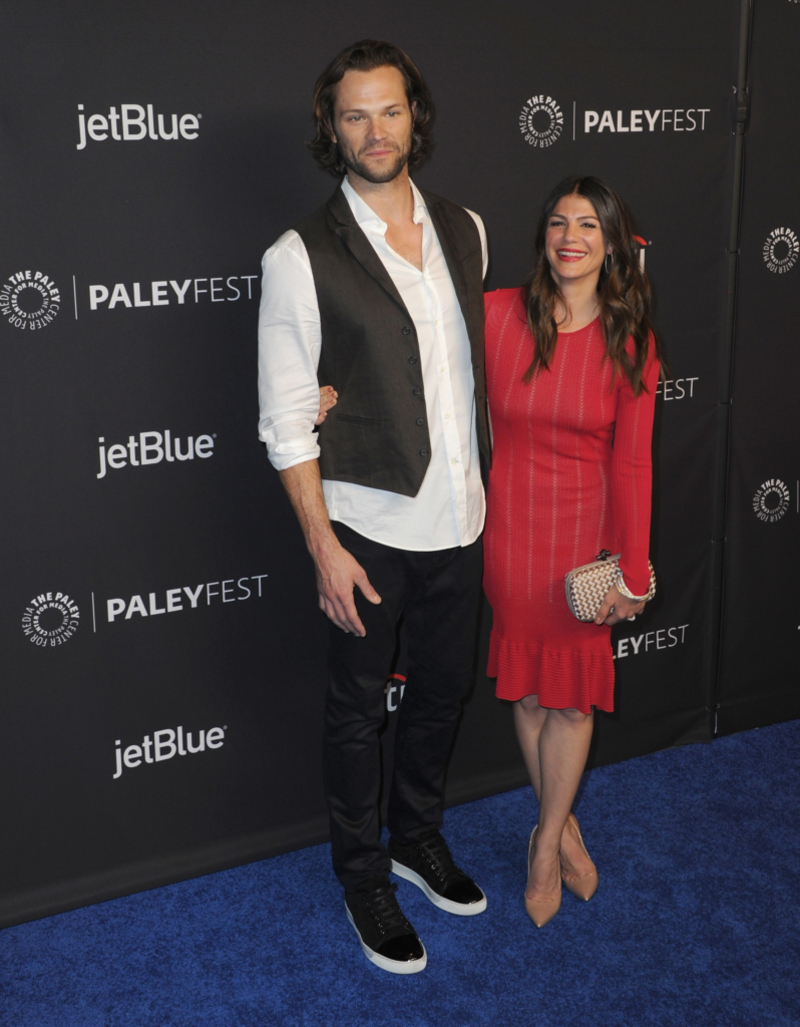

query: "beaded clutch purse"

left=564, top=550, right=656, bottom=622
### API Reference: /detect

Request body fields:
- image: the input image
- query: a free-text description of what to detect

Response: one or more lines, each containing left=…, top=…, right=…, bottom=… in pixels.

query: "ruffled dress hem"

left=487, top=635, right=614, bottom=715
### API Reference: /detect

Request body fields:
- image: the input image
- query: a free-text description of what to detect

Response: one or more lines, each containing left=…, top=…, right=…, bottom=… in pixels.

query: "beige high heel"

left=524, top=825, right=562, bottom=928
left=560, top=813, right=599, bottom=902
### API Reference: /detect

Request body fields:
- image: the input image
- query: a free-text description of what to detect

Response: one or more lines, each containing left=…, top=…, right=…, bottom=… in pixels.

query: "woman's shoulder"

left=485, top=287, right=524, bottom=311
left=484, top=288, right=528, bottom=357
left=484, top=287, right=526, bottom=327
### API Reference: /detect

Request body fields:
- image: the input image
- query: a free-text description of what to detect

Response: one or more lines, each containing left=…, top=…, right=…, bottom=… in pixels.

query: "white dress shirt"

left=258, top=177, right=487, bottom=552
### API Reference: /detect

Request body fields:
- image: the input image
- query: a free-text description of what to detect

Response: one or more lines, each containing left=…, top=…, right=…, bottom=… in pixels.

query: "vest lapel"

left=326, top=185, right=408, bottom=313
left=423, top=191, right=470, bottom=316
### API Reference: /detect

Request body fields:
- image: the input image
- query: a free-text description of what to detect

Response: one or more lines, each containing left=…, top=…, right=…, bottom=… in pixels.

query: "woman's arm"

left=595, top=337, right=660, bottom=626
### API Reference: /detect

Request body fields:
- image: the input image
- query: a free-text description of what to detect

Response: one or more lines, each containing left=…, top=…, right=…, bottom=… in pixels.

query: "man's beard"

left=339, top=139, right=411, bottom=184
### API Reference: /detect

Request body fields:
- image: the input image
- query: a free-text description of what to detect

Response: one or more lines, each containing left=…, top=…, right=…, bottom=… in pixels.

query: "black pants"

left=323, top=522, right=483, bottom=892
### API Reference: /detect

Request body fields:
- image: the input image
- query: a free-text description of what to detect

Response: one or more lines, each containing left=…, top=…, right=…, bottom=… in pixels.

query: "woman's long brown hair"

left=523, top=175, right=661, bottom=395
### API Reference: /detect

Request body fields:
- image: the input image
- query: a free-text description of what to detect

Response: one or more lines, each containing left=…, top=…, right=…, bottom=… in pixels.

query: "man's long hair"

left=308, top=39, right=434, bottom=177
left=523, top=175, right=660, bottom=395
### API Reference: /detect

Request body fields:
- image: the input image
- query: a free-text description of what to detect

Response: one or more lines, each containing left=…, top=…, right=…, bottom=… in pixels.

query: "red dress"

left=483, top=288, right=659, bottom=714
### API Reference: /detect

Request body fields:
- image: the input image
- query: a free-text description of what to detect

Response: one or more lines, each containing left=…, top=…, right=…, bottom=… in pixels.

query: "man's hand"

left=278, top=459, right=380, bottom=636
left=314, top=539, right=381, bottom=636
left=593, top=584, right=645, bottom=626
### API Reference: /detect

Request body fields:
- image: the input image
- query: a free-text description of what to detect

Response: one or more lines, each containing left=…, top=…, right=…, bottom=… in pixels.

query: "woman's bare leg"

left=512, top=694, right=547, bottom=800
left=514, top=696, right=595, bottom=897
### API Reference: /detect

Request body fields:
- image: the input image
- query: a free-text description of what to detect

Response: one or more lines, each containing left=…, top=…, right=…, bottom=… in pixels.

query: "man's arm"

left=278, top=459, right=381, bottom=636
left=257, top=233, right=379, bottom=634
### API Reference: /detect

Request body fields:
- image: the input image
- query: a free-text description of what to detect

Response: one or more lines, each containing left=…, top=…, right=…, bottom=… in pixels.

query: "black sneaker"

left=344, top=878, right=427, bottom=974
left=389, top=832, right=487, bottom=916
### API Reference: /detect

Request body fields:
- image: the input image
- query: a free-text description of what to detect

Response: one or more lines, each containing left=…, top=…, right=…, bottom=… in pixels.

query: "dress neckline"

left=557, top=316, right=600, bottom=336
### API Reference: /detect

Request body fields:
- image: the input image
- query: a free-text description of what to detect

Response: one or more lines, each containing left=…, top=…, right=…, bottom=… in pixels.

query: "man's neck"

left=345, top=168, right=415, bottom=228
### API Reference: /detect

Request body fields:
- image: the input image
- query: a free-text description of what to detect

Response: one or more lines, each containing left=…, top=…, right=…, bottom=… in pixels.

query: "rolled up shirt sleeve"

left=257, top=230, right=324, bottom=471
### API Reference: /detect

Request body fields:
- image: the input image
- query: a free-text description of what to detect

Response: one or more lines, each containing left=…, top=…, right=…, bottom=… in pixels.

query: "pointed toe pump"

left=560, top=814, right=599, bottom=902
left=524, top=826, right=562, bottom=928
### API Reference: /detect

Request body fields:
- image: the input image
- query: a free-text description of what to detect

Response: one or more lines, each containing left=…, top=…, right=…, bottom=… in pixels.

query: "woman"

left=483, top=175, right=660, bottom=927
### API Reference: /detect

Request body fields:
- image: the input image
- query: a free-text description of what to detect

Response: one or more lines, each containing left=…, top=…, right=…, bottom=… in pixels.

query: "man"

left=258, top=39, right=491, bottom=974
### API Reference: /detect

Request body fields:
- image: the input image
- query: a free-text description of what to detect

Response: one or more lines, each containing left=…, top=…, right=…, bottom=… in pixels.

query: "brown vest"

left=294, top=184, right=490, bottom=497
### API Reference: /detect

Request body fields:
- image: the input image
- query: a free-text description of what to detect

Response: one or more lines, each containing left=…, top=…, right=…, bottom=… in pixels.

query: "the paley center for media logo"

left=22, top=592, right=80, bottom=647
left=1, top=270, right=61, bottom=330
left=762, top=228, right=799, bottom=274
left=752, top=479, right=792, bottom=523
left=519, top=96, right=564, bottom=148
left=22, top=572, right=269, bottom=648
left=519, top=94, right=710, bottom=147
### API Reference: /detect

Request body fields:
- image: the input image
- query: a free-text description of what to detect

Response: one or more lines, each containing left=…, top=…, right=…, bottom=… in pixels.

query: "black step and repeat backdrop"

left=2, top=0, right=794, bottom=928
left=717, top=1, right=800, bottom=734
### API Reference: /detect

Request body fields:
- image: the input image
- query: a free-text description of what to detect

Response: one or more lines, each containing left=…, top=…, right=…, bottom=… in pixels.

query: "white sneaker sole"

left=390, top=860, right=487, bottom=916
left=345, top=903, right=427, bottom=975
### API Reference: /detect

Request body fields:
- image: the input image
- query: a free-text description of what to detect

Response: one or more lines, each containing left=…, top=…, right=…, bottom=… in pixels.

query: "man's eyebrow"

left=337, top=103, right=406, bottom=115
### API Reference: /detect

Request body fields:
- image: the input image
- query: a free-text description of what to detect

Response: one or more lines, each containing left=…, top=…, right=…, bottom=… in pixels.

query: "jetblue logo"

left=77, top=104, right=201, bottom=149
left=386, top=673, right=406, bottom=712
left=97, top=431, right=215, bottom=478
left=113, top=725, right=226, bottom=779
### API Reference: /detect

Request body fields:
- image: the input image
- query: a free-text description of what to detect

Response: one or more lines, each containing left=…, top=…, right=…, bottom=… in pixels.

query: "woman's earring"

left=604, top=252, right=612, bottom=274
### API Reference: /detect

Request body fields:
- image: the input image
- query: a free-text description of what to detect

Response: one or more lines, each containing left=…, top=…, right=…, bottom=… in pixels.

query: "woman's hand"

left=593, top=584, right=646, bottom=626
left=315, top=386, right=338, bottom=426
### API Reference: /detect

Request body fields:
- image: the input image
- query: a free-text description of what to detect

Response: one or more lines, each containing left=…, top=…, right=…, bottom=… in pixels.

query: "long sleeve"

left=257, top=231, right=324, bottom=472
left=611, top=337, right=660, bottom=598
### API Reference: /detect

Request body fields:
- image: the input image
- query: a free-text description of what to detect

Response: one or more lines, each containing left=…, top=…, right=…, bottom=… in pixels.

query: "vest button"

left=412, top=387, right=421, bottom=395
left=416, top=418, right=424, bottom=426
left=402, top=327, right=411, bottom=335
left=408, top=356, right=418, bottom=364
left=420, top=449, right=430, bottom=457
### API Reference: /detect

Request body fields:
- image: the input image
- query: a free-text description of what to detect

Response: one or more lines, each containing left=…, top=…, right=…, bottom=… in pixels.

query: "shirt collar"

left=341, top=176, right=429, bottom=235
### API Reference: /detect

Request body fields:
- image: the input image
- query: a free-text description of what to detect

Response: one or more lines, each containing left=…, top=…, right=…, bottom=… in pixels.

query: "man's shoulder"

left=419, top=187, right=475, bottom=219
left=419, top=187, right=484, bottom=242
left=294, top=185, right=349, bottom=237
left=263, top=186, right=344, bottom=265
left=263, top=227, right=305, bottom=264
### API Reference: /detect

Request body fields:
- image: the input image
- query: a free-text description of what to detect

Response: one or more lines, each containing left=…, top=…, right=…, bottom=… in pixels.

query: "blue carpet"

left=2, top=720, right=799, bottom=1027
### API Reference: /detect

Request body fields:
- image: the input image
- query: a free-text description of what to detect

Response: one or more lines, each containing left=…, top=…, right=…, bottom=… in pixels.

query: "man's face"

left=331, top=65, right=414, bottom=185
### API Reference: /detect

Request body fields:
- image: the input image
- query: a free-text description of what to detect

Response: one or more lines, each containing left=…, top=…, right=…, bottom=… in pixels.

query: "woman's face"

left=545, top=193, right=610, bottom=288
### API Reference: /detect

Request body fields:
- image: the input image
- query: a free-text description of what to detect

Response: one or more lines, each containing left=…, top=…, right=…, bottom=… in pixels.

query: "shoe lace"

left=366, top=883, right=412, bottom=936
left=417, top=834, right=466, bottom=886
